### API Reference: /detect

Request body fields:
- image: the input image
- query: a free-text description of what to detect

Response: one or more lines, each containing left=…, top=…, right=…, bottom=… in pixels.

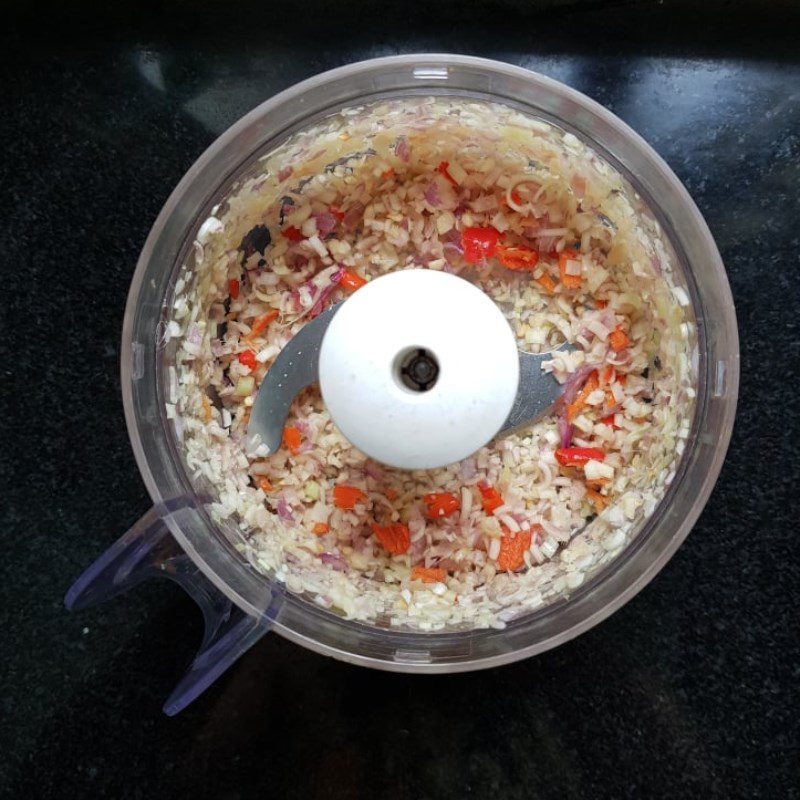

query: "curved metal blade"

left=249, top=304, right=571, bottom=454
left=498, top=346, right=572, bottom=436
left=246, top=303, right=342, bottom=455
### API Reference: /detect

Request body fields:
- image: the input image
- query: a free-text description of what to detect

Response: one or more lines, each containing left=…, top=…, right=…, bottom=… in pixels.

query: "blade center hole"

left=395, top=347, right=440, bottom=392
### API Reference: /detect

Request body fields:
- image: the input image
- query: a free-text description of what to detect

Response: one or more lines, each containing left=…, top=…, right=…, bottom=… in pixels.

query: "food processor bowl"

left=66, top=55, right=738, bottom=714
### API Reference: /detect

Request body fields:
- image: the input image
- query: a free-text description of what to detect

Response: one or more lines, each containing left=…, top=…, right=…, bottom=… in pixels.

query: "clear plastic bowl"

left=119, top=55, right=738, bottom=672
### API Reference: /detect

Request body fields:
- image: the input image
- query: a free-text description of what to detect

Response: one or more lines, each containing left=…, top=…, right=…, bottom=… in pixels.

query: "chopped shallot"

left=170, top=96, right=694, bottom=632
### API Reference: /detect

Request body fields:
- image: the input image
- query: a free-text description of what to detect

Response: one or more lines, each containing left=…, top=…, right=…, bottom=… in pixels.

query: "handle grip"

left=65, top=506, right=278, bottom=715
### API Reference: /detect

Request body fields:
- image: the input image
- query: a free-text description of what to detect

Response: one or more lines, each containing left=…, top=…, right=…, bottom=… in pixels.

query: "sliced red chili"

left=340, top=270, right=367, bottom=292
left=282, top=226, right=304, bottom=243
left=411, top=566, right=447, bottom=584
left=461, top=227, right=500, bottom=264
left=609, top=326, right=630, bottom=352
left=237, top=350, right=257, bottom=370
left=558, top=248, right=582, bottom=289
left=283, top=426, right=302, bottom=455
left=477, top=481, right=504, bottom=515
left=601, top=414, right=620, bottom=430
left=497, top=529, right=532, bottom=572
left=495, top=243, right=540, bottom=271
left=422, top=492, right=460, bottom=519
left=371, top=522, right=411, bottom=555
left=555, top=447, right=605, bottom=468
left=333, top=485, right=367, bottom=509
left=437, top=160, right=458, bottom=186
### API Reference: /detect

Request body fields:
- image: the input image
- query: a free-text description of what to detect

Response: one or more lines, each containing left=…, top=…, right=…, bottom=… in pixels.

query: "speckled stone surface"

left=2, top=3, right=799, bottom=798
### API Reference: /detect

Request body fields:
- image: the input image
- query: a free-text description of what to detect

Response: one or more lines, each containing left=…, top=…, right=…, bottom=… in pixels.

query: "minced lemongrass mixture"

left=165, top=97, right=697, bottom=630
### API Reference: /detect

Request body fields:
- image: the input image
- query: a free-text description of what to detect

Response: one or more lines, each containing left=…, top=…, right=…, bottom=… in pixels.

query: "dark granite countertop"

left=2, top=3, right=798, bottom=798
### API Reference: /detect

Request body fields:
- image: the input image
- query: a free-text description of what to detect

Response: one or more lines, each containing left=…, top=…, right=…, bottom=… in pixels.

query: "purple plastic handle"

left=65, top=506, right=278, bottom=715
